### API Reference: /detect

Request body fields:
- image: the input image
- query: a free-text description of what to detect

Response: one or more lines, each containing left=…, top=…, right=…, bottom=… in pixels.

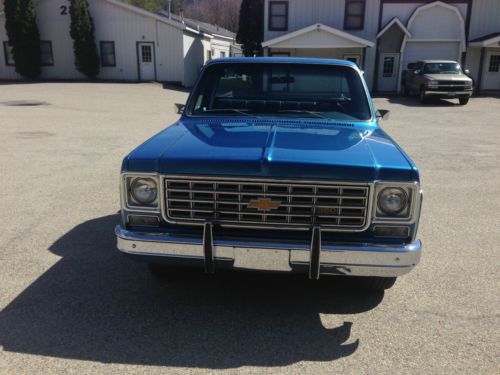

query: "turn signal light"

left=128, top=215, right=160, bottom=227
left=373, top=226, right=409, bottom=238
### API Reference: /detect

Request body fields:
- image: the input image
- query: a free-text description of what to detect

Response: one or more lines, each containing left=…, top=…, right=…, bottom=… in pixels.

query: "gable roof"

left=469, top=32, right=500, bottom=47
left=403, top=1, right=466, bottom=52
left=262, top=23, right=374, bottom=48
left=377, top=17, right=411, bottom=39
left=103, top=0, right=188, bottom=31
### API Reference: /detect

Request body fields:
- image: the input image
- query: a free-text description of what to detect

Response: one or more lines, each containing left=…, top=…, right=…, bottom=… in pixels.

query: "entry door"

left=482, top=51, right=500, bottom=91
left=138, top=42, right=155, bottom=81
left=378, top=53, right=400, bottom=92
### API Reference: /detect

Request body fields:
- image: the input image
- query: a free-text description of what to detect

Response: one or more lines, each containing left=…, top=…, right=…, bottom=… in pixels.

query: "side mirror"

left=376, top=109, right=390, bottom=121
left=464, top=69, right=470, bottom=75
left=174, top=103, right=185, bottom=114
left=413, top=69, right=421, bottom=75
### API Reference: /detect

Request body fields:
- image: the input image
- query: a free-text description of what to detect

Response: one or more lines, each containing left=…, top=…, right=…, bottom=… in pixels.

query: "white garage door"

left=402, top=42, right=460, bottom=70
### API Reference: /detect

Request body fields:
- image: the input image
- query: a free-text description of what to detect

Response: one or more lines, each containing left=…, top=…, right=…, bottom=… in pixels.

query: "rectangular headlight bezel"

left=121, top=172, right=161, bottom=212
left=372, top=181, right=421, bottom=224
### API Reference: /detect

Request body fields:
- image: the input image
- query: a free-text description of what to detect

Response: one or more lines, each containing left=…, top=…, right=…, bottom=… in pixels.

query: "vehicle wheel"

left=402, top=84, right=409, bottom=96
left=459, top=97, right=469, bottom=105
left=358, top=277, right=397, bottom=291
left=419, top=88, right=427, bottom=104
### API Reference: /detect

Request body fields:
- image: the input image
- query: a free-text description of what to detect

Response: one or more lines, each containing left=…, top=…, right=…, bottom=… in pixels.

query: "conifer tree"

left=236, top=0, right=263, bottom=56
left=4, top=0, right=42, bottom=79
left=69, top=0, right=100, bottom=78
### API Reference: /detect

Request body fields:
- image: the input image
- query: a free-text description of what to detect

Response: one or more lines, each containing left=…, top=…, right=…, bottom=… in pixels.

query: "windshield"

left=186, top=63, right=372, bottom=121
left=423, top=62, right=462, bottom=74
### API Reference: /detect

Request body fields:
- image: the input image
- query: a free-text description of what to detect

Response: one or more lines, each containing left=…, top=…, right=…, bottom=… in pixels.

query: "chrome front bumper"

left=425, top=90, right=472, bottom=96
left=115, top=225, right=422, bottom=278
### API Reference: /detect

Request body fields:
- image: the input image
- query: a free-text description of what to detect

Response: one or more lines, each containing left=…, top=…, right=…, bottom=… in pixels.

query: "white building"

left=466, top=0, right=500, bottom=91
left=262, top=0, right=500, bottom=93
left=0, top=0, right=236, bottom=86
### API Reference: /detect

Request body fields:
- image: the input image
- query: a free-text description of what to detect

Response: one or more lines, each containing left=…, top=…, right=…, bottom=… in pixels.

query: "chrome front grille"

left=435, top=81, right=470, bottom=90
left=163, top=177, right=371, bottom=231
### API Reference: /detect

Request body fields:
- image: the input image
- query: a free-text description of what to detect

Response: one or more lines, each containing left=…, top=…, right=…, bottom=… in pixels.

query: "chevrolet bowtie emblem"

left=247, top=198, right=281, bottom=211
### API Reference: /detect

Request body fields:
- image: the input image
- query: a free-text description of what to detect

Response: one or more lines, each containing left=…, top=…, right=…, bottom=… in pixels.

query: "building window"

left=269, top=1, right=288, bottom=31
left=383, top=56, right=395, bottom=77
left=343, top=54, right=361, bottom=68
left=207, top=50, right=213, bottom=60
left=344, top=0, right=365, bottom=30
left=40, top=41, right=54, bottom=66
left=141, top=45, right=152, bottom=63
left=100, top=41, right=116, bottom=67
left=3, top=41, right=14, bottom=66
left=488, top=54, right=500, bottom=72
left=220, top=51, right=226, bottom=58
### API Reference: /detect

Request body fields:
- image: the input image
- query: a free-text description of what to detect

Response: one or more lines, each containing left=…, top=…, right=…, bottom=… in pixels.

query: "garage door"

left=402, top=42, right=460, bottom=71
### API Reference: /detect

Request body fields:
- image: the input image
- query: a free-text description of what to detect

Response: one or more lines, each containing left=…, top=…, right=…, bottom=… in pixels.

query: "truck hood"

left=424, top=73, right=472, bottom=81
left=124, top=119, right=418, bottom=182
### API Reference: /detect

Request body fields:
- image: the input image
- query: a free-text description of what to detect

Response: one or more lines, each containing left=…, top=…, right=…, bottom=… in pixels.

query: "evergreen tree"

left=236, top=0, right=263, bottom=56
left=4, top=0, right=42, bottom=79
left=69, top=0, right=100, bottom=78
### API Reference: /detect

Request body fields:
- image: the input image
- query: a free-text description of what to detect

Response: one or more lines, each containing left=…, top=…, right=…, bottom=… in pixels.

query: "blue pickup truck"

left=116, top=57, right=422, bottom=291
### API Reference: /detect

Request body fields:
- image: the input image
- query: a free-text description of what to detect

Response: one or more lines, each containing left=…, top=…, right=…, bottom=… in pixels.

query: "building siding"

left=468, top=0, right=500, bottom=40
left=0, top=0, right=234, bottom=84
left=380, top=2, right=467, bottom=27
left=466, top=0, right=500, bottom=90
left=90, top=0, right=185, bottom=82
left=264, top=0, right=380, bottom=41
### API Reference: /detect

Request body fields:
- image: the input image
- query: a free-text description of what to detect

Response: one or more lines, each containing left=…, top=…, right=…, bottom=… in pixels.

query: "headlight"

left=130, top=177, right=157, bottom=204
left=378, top=187, right=408, bottom=215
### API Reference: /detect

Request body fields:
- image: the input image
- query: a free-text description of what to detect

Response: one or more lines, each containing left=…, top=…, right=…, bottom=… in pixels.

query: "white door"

left=482, top=51, right=500, bottom=91
left=138, top=42, right=155, bottom=81
left=378, top=53, right=400, bottom=92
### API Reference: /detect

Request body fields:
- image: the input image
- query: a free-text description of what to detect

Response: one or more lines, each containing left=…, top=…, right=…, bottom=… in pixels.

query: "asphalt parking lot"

left=0, top=82, right=498, bottom=374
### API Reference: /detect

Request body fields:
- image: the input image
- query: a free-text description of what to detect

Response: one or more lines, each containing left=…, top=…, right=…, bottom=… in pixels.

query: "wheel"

left=358, top=277, right=397, bottom=291
left=459, top=97, right=469, bottom=105
left=419, top=88, right=427, bottom=104
left=402, top=84, right=409, bottom=96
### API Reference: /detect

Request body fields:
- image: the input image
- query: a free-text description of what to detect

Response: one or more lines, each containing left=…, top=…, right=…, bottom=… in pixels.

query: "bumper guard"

left=115, top=225, right=422, bottom=278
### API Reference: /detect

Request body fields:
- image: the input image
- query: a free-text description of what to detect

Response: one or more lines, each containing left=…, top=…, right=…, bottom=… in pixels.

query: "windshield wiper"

left=203, top=108, right=257, bottom=117
left=277, top=110, right=330, bottom=120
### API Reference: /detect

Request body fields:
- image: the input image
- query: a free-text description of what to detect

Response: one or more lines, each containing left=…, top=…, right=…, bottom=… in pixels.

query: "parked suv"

left=116, top=58, right=423, bottom=291
left=402, top=60, right=473, bottom=104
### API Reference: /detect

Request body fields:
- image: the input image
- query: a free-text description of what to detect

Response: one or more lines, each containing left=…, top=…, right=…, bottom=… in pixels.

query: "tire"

left=459, top=97, right=469, bottom=105
left=358, top=277, right=397, bottom=291
left=402, top=84, right=409, bottom=97
left=419, top=88, right=427, bottom=104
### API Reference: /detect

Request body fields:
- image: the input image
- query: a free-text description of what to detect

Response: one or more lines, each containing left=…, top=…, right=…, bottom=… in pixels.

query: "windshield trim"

left=183, top=61, right=376, bottom=124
